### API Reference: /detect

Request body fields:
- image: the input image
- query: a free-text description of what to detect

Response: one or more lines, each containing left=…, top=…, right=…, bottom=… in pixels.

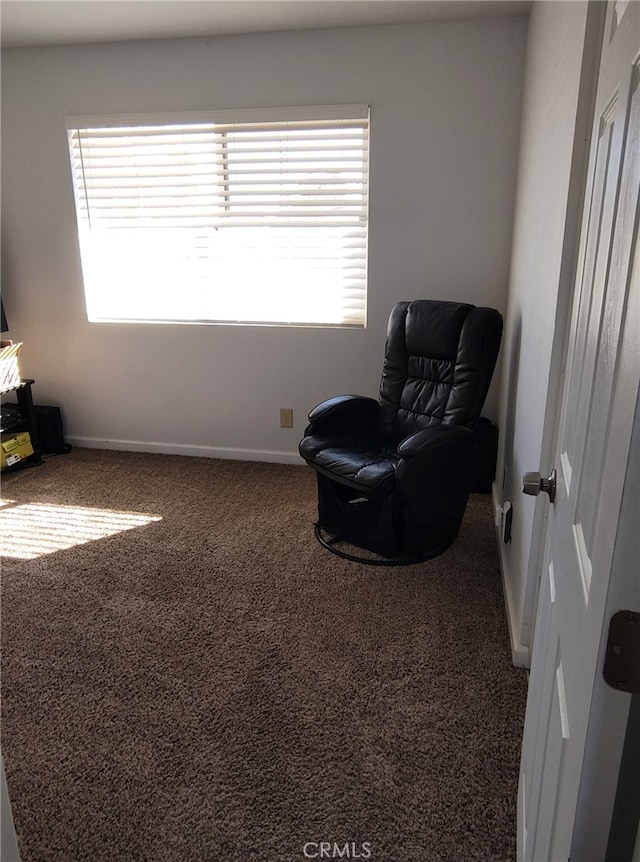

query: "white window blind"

left=66, top=106, right=369, bottom=326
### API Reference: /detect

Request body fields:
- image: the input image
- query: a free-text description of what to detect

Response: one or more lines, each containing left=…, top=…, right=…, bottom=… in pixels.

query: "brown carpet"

left=1, top=448, right=527, bottom=862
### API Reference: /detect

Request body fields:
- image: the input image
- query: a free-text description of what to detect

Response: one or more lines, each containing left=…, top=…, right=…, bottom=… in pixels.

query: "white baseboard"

left=492, top=481, right=531, bottom=669
left=65, top=436, right=302, bottom=466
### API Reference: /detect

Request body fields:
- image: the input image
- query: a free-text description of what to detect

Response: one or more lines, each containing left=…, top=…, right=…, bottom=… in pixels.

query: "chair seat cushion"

left=300, top=434, right=399, bottom=492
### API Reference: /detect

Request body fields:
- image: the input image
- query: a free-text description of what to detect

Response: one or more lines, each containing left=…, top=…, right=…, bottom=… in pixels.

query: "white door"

left=518, top=2, right=640, bottom=860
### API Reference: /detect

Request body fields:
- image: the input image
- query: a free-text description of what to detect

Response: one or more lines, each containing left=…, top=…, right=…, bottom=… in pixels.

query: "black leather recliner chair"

left=299, top=300, right=503, bottom=564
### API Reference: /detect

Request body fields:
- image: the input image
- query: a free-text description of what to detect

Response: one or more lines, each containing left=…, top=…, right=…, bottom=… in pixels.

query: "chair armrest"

left=307, top=395, right=380, bottom=428
left=300, top=396, right=382, bottom=464
left=397, top=424, right=476, bottom=458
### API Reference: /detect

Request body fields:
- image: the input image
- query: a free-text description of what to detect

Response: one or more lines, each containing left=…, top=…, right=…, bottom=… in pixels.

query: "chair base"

left=314, top=523, right=450, bottom=567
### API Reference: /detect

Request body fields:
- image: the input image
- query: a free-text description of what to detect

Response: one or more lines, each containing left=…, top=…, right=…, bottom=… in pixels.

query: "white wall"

left=1, top=19, right=526, bottom=462
left=495, top=0, right=595, bottom=662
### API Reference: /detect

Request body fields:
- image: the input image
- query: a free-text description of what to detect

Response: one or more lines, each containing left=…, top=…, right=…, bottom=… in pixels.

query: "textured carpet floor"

left=1, top=448, right=527, bottom=862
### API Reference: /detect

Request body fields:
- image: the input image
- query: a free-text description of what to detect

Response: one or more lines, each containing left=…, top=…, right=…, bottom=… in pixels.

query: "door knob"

left=522, top=468, right=557, bottom=503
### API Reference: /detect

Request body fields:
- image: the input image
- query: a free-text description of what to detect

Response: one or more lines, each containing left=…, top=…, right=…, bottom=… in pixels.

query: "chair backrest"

left=378, top=299, right=503, bottom=440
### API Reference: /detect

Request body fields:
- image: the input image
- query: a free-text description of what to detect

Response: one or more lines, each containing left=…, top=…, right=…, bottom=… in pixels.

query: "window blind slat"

left=72, top=133, right=368, bottom=145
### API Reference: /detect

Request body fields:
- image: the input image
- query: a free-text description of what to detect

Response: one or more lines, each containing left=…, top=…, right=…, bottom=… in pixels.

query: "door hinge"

left=603, top=611, right=640, bottom=693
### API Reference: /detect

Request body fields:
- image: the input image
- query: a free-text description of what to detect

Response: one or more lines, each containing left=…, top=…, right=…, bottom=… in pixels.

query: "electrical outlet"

left=280, top=408, right=294, bottom=429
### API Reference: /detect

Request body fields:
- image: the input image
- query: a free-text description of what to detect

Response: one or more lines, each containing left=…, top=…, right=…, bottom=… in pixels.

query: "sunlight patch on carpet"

left=0, top=502, right=162, bottom=559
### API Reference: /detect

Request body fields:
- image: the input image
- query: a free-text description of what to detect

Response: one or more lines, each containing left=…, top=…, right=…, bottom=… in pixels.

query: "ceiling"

left=0, top=0, right=531, bottom=49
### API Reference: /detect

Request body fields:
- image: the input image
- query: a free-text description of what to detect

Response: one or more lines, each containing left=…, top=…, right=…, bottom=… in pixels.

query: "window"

left=66, top=105, right=369, bottom=327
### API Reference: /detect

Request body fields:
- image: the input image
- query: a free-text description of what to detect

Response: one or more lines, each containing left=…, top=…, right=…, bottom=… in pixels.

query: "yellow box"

left=1, top=431, right=34, bottom=469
